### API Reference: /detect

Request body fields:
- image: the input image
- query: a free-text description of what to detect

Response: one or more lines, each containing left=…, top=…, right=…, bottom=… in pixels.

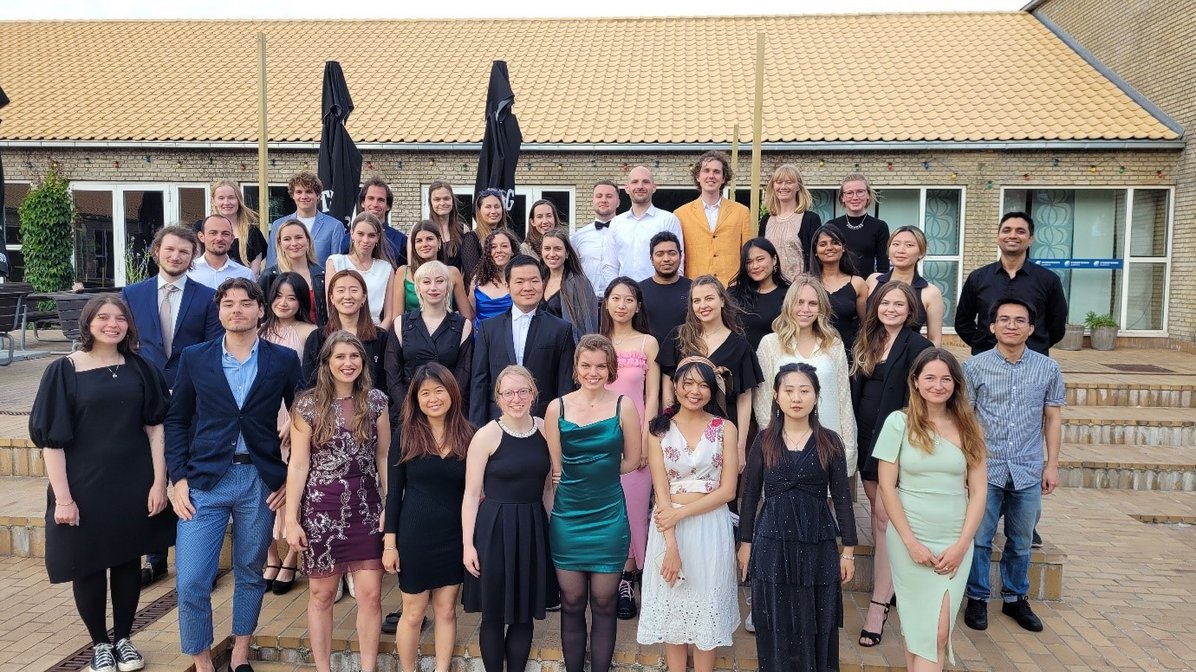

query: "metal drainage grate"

left=0, top=409, right=31, bottom=416
left=1104, top=363, right=1176, bottom=374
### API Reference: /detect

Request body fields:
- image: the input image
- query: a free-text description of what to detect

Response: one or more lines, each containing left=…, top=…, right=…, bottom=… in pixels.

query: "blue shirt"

left=964, top=347, right=1065, bottom=490
left=222, top=336, right=261, bottom=455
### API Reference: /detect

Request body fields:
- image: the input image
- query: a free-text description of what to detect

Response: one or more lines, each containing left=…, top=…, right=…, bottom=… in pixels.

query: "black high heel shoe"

left=271, top=564, right=298, bottom=595
left=261, top=564, right=281, bottom=593
left=858, top=599, right=891, bottom=647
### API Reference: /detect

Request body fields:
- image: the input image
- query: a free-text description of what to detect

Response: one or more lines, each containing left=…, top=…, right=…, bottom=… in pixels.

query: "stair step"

left=1065, top=375, right=1196, bottom=408
left=1062, top=407, right=1196, bottom=444
left=1059, top=444, right=1196, bottom=491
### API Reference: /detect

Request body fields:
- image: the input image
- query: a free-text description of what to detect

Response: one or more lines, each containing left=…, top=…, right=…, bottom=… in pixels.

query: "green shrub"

left=1083, top=311, right=1119, bottom=329
left=18, top=170, right=76, bottom=294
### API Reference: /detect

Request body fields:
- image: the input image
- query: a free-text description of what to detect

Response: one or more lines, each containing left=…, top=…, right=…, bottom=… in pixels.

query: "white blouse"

left=327, top=254, right=392, bottom=325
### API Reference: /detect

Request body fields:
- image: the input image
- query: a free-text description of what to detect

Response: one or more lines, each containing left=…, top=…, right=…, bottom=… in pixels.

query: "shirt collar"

left=703, top=197, right=723, bottom=211
left=511, top=305, right=537, bottom=320
left=157, top=274, right=185, bottom=291
left=626, top=205, right=659, bottom=221
left=221, top=335, right=260, bottom=359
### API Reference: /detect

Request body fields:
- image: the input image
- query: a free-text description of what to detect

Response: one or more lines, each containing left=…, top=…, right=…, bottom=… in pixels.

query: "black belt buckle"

left=232, top=453, right=253, bottom=464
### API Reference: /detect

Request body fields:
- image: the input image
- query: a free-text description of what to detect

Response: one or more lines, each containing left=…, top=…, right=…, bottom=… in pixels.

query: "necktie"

left=594, top=220, right=610, bottom=230
left=160, top=284, right=179, bottom=358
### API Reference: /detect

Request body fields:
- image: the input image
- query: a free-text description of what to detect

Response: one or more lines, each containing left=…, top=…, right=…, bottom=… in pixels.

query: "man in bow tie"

left=571, top=180, right=619, bottom=296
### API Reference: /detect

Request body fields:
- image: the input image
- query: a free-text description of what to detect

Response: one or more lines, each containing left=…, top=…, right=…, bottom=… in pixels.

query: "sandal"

left=858, top=599, right=891, bottom=647
left=261, top=564, right=282, bottom=592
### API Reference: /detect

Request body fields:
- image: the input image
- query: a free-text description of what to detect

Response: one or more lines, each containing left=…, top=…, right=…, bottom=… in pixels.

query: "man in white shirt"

left=601, top=167, right=684, bottom=284
left=189, top=215, right=255, bottom=289
left=572, top=180, right=619, bottom=296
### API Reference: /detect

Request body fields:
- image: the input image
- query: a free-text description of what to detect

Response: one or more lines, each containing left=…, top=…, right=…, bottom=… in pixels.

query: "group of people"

left=30, top=155, right=1068, bottom=672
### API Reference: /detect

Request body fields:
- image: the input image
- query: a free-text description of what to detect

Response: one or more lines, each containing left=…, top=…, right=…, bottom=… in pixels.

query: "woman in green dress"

left=544, top=335, right=642, bottom=672
left=872, top=348, right=987, bottom=672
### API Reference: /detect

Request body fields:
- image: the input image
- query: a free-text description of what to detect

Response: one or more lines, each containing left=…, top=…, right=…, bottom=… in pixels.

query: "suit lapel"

left=715, top=199, right=732, bottom=232
left=501, top=313, right=517, bottom=364
left=243, top=341, right=272, bottom=406
left=175, top=279, right=198, bottom=339
left=883, top=330, right=911, bottom=387
left=524, top=312, right=544, bottom=362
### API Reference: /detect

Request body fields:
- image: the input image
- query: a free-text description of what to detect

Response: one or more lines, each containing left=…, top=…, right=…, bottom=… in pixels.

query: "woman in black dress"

left=821, top=173, right=891, bottom=276
left=462, top=365, right=556, bottom=672
left=809, top=224, right=869, bottom=359
left=729, top=238, right=790, bottom=350
left=738, top=363, right=857, bottom=672
left=29, top=295, right=175, bottom=672
left=425, top=180, right=468, bottom=272
left=850, top=280, right=933, bottom=648
left=865, top=226, right=946, bottom=347
left=303, top=269, right=389, bottom=393
left=657, top=275, right=763, bottom=472
left=384, top=363, right=473, bottom=672
left=540, top=227, right=598, bottom=343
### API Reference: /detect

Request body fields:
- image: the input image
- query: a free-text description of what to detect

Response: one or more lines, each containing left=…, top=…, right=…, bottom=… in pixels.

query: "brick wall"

left=1033, top=0, right=1195, bottom=342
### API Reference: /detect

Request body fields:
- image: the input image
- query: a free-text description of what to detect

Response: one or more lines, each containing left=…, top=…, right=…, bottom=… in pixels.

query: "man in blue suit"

left=265, top=170, right=347, bottom=268
left=358, top=176, right=408, bottom=267
left=165, top=277, right=302, bottom=672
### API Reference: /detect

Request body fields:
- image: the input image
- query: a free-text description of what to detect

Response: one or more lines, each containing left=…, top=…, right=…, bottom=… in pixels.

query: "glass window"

left=1131, top=189, right=1169, bottom=258
left=177, top=187, right=208, bottom=225
left=242, top=185, right=296, bottom=222
left=1125, top=263, right=1166, bottom=331
left=4, top=183, right=30, bottom=248
left=74, top=189, right=115, bottom=287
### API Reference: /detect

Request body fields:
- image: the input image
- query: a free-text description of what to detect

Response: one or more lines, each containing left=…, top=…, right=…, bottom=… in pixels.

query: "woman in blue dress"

left=544, top=335, right=641, bottom=672
left=470, top=228, right=518, bottom=329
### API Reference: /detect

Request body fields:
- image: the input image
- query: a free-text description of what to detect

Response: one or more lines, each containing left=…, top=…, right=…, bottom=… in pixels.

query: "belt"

left=231, top=453, right=253, bottom=464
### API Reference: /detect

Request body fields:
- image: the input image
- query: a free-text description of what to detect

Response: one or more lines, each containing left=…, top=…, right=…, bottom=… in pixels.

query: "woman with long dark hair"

left=729, top=237, right=790, bottom=350
left=394, top=220, right=473, bottom=320
left=383, top=363, right=473, bottom=672
left=470, top=228, right=519, bottom=329
left=541, top=227, right=598, bottom=342
left=599, top=277, right=660, bottom=619
left=303, top=269, right=389, bottom=396
left=286, top=331, right=390, bottom=672
left=809, top=224, right=869, bottom=358
left=426, top=181, right=467, bottom=271
left=851, top=280, right=934, bottom=647
left=866, top=226, right=945, bottom=346
left=30, top=295, right=174, bottom=672
left=637, top=357, right=740, bottom=672
left=461, top=189, right=511, bottom=281
left=874, top=349, right=987, bottom=671
left=326, top=212, right=396, bottom=329
left=738, top=363, right=856, bottom=671
left=522, top=198, right=566, bottom=260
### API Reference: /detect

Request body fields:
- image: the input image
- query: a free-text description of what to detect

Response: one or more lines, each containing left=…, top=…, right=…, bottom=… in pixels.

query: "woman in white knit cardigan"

left=753, top=275, right=857, bottom=477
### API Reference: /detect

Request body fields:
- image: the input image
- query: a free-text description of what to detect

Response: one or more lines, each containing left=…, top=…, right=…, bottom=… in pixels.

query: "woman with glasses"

left=820, top=173, right=891, bottom=277
left=866, top=226, right=945, bottom=346
left=462, top=189, right=512, bottom=282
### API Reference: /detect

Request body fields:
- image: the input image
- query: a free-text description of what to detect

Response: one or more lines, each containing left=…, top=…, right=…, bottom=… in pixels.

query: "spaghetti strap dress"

left=473, top=286, right=512, bottom=330
left=550, top=397, right=631, bottom=573
left=606, top=335, right=652, bottom=570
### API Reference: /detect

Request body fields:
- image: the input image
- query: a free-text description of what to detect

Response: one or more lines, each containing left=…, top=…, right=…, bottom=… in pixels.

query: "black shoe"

left=964, top=597, right=988, bottom=630
left=113, top=638, right=145, bottom=672
left=271, top=564, right=298, bottom=595
left=858, top=600, right=891, bottom=647
left=381, top=610, right=400, bottom=634
left=1002, top=596, right=1044, bottom=632
left=616, top=573, right=637, bottom=620
left=88, top=643, right=117, bottom=672
left=1031, top=530, right=1043, bottom=548
left=140, top=558, right=167, bottom=587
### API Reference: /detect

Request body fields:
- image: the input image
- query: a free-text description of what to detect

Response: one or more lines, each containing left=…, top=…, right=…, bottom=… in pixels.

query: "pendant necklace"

left=844, top=214, right=867, bottom=231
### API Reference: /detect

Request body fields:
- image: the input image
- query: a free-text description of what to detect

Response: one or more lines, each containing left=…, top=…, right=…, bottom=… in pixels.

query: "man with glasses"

left=469, top=255, right=576, bottom=425
left=962, top=297, right=1064, bottom=635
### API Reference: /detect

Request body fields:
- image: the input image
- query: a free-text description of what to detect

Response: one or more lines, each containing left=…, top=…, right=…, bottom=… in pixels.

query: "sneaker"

left=113, top=638, right=145, bottom=672
left=1002, top=596, right=1044, bottom=632
left=89, top=643, right=117, bottom=672
left=1031, top=530, right=1043, bottom=548
left=334, top=575, right=345, bottom=603
left=964, top=597, right=988, bottom=631
left=744, top=610, right=755, bottom=634
left=616, top=577, right=637, bottom=620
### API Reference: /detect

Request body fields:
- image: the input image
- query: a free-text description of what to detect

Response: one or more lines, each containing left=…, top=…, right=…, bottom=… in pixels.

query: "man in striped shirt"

left=962, top=297, right=1064, bottom=634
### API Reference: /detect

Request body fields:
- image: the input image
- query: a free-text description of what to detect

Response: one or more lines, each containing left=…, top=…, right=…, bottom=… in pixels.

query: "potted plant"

left=1058, top=322, right=1084, bottom=351
left=1084, top=311, right=1119, bottom=351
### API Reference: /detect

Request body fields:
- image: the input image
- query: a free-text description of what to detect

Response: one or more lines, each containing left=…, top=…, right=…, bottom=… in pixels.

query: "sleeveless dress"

left=295, top=389, right=388, bottom=578
left=550, top=397, right=632, bottom=573
left=386, top=452, right=467, bottom=593
left=473, top=286, right=512, bottom=330
left=607, top=335, right=653, bottom=570
left=827, top=280, right=861, bottom=358
left=637, top=417, right=739, bottom=650
left=463, top=425, right=556, bottom=623
left=871, top=411, right=973, bottom=665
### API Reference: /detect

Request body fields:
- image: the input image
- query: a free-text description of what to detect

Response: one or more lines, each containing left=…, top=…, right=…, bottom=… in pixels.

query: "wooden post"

left=729, top=124, right=740, bottom=200
left=257, top=33, right=269, bottom=227
left=749, top=32, right=764, bottom=220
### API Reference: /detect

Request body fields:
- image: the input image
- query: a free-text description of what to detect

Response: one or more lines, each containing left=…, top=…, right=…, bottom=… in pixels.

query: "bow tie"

left=594, top=220, right=611, bottom=230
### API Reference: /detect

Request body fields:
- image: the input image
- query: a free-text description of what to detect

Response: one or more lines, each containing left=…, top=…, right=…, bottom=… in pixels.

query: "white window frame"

left=422, top=185, right=578, bottom=232
left=999, top=185, right=1174, bottom=337
left=3, top=179, right=32, bottom=267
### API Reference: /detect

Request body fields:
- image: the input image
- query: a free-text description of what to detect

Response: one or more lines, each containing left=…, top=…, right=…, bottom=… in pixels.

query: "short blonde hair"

left=412, top=260, right=452, bottom=309
left=494, top=365, right=538, bottom=405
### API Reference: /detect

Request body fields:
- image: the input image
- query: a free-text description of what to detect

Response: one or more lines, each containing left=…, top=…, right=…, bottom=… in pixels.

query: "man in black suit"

left=470, top=255, right=575, bottom=426
left=165, top=278, right=302, bottom=672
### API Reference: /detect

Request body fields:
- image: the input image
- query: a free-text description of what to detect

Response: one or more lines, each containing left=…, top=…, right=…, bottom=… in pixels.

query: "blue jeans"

left=175, top=464, right=274, bottom=655
left=966, top=477, right=1041, bottom=602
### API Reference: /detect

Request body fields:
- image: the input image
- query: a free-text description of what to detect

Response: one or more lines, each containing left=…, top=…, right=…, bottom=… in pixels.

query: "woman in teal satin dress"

left=544, top=335, right=642, bottom=672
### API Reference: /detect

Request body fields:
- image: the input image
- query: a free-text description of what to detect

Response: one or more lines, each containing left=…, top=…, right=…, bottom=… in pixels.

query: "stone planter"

left=1058, top=323, right=1084, bottom=351
left=1090, top=325, right=1118, bottom=351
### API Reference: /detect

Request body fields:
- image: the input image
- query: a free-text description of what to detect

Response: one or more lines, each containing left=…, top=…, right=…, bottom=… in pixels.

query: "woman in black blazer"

left=260, top=219, right=329, bottom=329
left=758, top=163, right=822, bottom=281
left=849, top=280, right=933, bottom=649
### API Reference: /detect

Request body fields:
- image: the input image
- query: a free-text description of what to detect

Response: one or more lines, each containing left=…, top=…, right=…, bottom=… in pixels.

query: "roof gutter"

left=0, top=139, right=1185, bottom=152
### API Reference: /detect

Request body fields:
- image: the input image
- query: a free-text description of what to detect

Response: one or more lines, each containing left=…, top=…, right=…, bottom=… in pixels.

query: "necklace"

left=497, top=417, right=537, bottom=438
left=783, top=428, right=813, bottom=450
left=844, top=214, right=867, bottom=231
left=96, top=354, right=122, bottom=378
left=774, top=210, right=798, bottom=223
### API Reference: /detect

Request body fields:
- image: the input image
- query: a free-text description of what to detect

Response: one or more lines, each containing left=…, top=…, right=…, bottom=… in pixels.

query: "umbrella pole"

left=257, top=32, right=270, bottom=226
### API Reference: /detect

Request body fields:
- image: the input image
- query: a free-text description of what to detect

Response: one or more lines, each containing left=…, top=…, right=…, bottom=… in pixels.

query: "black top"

left=638, top=276, right=693, bottom=347
left=459, top=230, right=484, bottom=284
left=820, top=215, right=891, bottom=276
left=954, top=259, right=1068, bottom=355
left=738, top=431, right=857, bottom=547
left=543, top=291, right=563, bottom=319
left=383, top=310, right=473, bottom=420
left=868, top=271, right=929, bottom=331
left=730, top=282, right=789, bottom=350
left=192, top=218, right=268, bottom=266
left=849, top=327, right=933, bottom=480
left=657, top=328, right=763, bottom=413
left=303, top=328, right=390, bottom=397
left=827, top=281, right=861, bottom=358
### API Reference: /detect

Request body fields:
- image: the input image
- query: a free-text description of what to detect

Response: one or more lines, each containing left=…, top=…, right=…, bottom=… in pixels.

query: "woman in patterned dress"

left=285, top=331, right=391, bottom=672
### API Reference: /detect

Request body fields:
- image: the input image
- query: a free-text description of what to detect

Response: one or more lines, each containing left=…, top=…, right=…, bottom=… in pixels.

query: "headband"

left=674, top=355, right=730, bottom=413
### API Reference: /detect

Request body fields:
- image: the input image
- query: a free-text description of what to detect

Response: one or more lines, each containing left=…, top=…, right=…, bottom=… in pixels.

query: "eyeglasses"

left=843, top=190, right=869, bottom=198
left=995, top=316, right=1030, bottom=326
left=478, top=188, right=505, bottom=199
left=499, top=388, right=533, bottom=401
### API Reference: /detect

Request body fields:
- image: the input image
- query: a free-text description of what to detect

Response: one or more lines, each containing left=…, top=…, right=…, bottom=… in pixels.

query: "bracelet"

left=383, top=547, right=398, bottom=552
left=57, top=500, right=75, bottom=507
left=841, top=554, right=855, bottom=561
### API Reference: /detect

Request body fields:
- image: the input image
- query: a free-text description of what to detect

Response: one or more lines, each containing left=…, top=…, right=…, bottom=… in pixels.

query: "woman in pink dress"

left=599, top=276, right=660, bottom=619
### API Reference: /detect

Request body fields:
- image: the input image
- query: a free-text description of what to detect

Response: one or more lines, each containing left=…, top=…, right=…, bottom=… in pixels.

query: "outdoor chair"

left=0, top=292, right=21, bottom=365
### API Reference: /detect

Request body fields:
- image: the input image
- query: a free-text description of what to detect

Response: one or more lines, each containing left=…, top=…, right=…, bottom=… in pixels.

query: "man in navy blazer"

left=121, top=225, right=221, bottom=390
left=165, top=277, right=302, bottom=672
left=470, top=255, right=575, bottom=426
left=265, top=170, right=348, bottom=267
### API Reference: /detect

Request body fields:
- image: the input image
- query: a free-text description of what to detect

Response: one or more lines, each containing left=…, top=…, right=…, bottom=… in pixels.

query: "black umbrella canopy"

left=317, top=62, right=362, bottom=231
left=0, top=86, right=8, bottom=279
left=474, top=61, right=522, bottom=211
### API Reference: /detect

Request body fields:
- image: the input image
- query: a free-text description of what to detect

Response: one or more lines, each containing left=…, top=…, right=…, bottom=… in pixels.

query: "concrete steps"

left=1059, top=444, right=1196, bottom=491
left=1062, top=406, right=1196, bottom=445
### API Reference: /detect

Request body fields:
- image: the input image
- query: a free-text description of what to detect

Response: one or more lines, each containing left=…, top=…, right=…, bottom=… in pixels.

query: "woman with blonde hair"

left=759, top=164, right=821, bottom=281
left=753, top=275, right=856, bottom=476
left=326, top=212, right=396, bottom=330
left=873, top=348, right=987, bottom=672
left=821, top=173, right=891, bottom=276
left=866, top=225, right=945, bottom=346
left=209, top=178, right=267, bottom=274
left=259, top=219, right=328, bottom=328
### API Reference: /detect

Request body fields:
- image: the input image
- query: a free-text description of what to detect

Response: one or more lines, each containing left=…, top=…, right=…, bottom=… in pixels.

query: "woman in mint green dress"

left=872, top=348, right=988, bottom=672
left=544, top=335, right=642, bottom=672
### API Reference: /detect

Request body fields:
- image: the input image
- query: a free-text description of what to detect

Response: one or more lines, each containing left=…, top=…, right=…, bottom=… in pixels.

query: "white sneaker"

left=334, top=575, right=345, bottom=602
left=744, top=593, right=755, bottom=633
left=113, top=638, right=145, bottom=672
left=345, top=572, right=356, bottom=598
left=89, top=643, right=117, bottom=672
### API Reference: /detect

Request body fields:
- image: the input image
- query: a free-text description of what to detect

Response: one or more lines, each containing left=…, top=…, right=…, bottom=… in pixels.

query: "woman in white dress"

left=326, top=212, right=396, bottom=330
left=754, top=274, right=857, bottom=477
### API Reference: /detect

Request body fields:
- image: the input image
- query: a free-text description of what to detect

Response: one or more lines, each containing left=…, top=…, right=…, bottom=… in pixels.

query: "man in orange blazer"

left=676, top=151, right=753, bottom=285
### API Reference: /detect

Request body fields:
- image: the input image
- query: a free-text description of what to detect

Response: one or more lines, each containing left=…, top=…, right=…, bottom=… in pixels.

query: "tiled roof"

left=0, top=13, right=1179, bottom=144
